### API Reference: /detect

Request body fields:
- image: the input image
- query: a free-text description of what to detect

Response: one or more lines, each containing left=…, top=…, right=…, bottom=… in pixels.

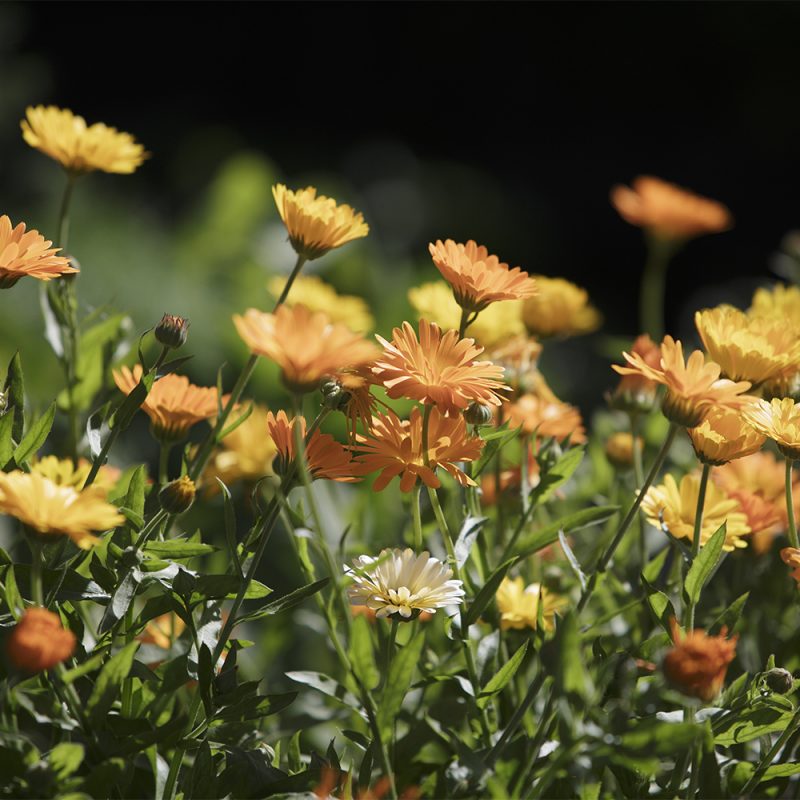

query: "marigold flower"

left=742, top=397, right=800, bottom=460
left=613, top=336, right=751, bottom=428
left=346, top=548, right=465, bottom=619
left=234, top=304, right=378, bottom=395
left=687, top=405, right=765, bottom=466
left=113, top=364, right=220, bottom=441
left=0, top=215, right=77, bottom=288
left=641, top=472, right=751, bottom=551
left=272, top=184, right=368, bottom=260
left=503, top=393, right=587, bottom=443
left=610, top=176, right=732, bottom=241
left=427, top=239, right=537, bottom=312
left=0, top=471, right=123, bottom=549
left=749, top=284, right=800, bottom=330
left=781, top=547, right=800, bottom=586
left=323, top=367, right=376, bottom=439
left=21, top=105, right=148, bottom=175
left=372, top=319, right=508, bottom=415
left=268, top=274, right=374, bottom=334
left=30, top=455, right=119, bottom=494
left=267, top=410, right=356, bottom=482
left=663, top=619, right=737, bottom=703
left=352, top=406, right=483, bottom=492
left=605, top=432, right=642, bottom=470
left=495, top=576, right=566, bottom=631
left=6, top=608, right=76, bottom=672
left=521, top=276, right=601, bottom=338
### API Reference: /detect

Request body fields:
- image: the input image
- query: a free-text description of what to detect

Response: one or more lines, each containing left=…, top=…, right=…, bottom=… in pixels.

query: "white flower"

left=345, top=548, right=465, bottom=619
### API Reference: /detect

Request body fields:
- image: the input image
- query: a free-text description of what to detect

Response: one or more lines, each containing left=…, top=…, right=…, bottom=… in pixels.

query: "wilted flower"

left=0, top=215, right=77, bottom=288
left=521, top=276, right=601, bottom=338
left=6, top=608, right=76, bottom=673
left=605, top=432, right=642, bottom=470
left=495, top=576, right=566, bottom=631
left=742, top=398, right=800, bottom=460
left=687, top=405, right=765, bottom=466
left=608, top=334, right=662, bottom=412
left=346, top=548, right=465, bottom=619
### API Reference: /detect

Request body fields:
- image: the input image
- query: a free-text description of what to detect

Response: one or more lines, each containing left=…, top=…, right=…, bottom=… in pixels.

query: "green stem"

left=512, top=685, right=557, bottom=796
left=520, top=435, right=531, bottom=516
left=57, top=173, right=77, bottom=252
left=787, top=459, right=799, bottom=549
left=274, top=254, right=307, bottom=308
left=630, top=412, right=647, bottom=569
left=159, top=442, right=173, bottom=486
left=640, top=236, right=678, bottom=340
left=29, top=538, right=43, bottom=606
left=411, top=483, right=423, bottom=551
left=739, top=705, right=800, bottom=796
left=684, top=462, right=711, bottom=630
left=458, top=306, right=471, bottom=338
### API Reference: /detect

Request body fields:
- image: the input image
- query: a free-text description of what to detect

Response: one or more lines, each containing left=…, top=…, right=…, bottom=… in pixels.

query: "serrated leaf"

left=684, top=523, right=727, bottom=605
left=463, top=558, right=516, bottom=628
left=477, top=640, right=528, bottom=709
left=13, top=402, right=55, bottom=464
left=349, top=615, right=379, bottom=690
left=86, top=641, right=140, bottom=725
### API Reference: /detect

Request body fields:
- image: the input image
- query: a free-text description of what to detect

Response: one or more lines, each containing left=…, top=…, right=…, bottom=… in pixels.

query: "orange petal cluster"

left=6, top=607, right=76, bottom=673
left=0, top=215, right=77, bottom=288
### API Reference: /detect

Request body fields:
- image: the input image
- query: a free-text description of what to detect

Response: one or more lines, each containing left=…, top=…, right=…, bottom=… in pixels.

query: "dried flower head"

left=742, top=398, right=800, bottom=461
left=6, top=608, right=76, bottom=673
left=495, top=576, right=566, bottom=631
left=0, top=215, right=77, bottom=288
left=687, top=405, right=765, bottom=466
left=521, top=276, right=601, bottom=338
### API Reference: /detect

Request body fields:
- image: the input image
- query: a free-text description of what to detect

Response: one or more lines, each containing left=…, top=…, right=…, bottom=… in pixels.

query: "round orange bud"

left=7, top=607, right=76, bottom=672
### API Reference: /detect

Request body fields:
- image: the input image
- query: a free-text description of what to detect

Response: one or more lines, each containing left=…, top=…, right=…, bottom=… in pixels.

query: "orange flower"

left=427, top=239, right=537, bottom=312
left=372, top=319, right=508, bottom=414
left=687, top=404, right=765, bottom=466
left=267, top=410, right=356, bottom=482
left=352, top=407, right=484, bottom=492
left=610, top=176, right=732, bottom=241
left=609, top=334, right=662, bottom=412
left=742, top=397, right=800, bottom=460
left=781, top=547, right=800, bottom=586
left=663, top=619, right=737, bottom=703
left=113, top=364, right=220, bottom=441
left=7, top=607, right=76, bottom=672
left=233, top=304, right=378, bottom=395
left=503, top=394, right=586, bottom=443
left=323, top=366, right=377, bottom=439
left=613, top=335, right=750, bottom=427
left=0, top=215, right=77, bottom=288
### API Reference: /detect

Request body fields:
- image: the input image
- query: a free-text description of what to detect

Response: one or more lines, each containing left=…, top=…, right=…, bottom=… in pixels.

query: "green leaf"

left=236, top=578, right=328, bottom=624
left=214, top=692, right=297, bottom=722
left=454, top=515, right=488, bottom=569
left=49, top=742, right=85, bottom=779
left=559, top=530, right=587, bottom=590
left=726, top=761, right=800, bottom=795
left=99, top=570, right=140, bottom=634
left=86, top=641, right=140, bottom=726
left=698, top=721, right=723, bottom=800
left=472, top=424, right=517, bottom=477
left=218, top=479, right=243, bottom=579
left=13, top=402, right=55, bottom=464
left=0, top=411, right=15, bottom=470
left=512, top=505, right=619, bottom=559
left=349, top=615, right=379, bottom=690
left=4, top=351, right=24, bottom=442
left=715, top=704, right=795, bottom=746
left=710, top=591, right=749, bottom=635
left=529, top=445, right=585, bottom=506
left=642, top=575, right=677, bottom=636
left=684, top=522, right=727, bottom=605
left=378, top=631, right=424, bottom=740
left=463, top=558, right=516, bottom=628
left=143, top=540, right=217, bottom=558
left=287, top=731, right=302, bottom=774
left=552, top=611, right=593, bottom=704
left=477, top=640, right=528, bottom=709
left=124, top=465, right=148, bottom=526
left=286, top=671, right=362, bottom=711
left=642, top=545, right=671, bottom=583
left=113, top=372, right=154, bottom=431
left=61, top=652, right=106, bottom=684
left=2, top=564, right=23, bottom=619
left=190, top=574, right=271, bottom=603
left=617, top=717, right=702, bottom=756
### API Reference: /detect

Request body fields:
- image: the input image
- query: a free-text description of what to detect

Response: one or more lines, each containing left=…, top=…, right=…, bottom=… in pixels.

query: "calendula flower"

left=641, top=472, right=751, bottom=551
left=272, top=184, right=368, bottom=260
left=610, top=176, right=732, bottom=241
left=495, top=576, right=566, bottom=631
left=267, top=274, right=374, bottom=334
left=687, top=405, right=765, bottom=466
left=346, top=548, right=465, bottom=619
left=6, top=608, right=76, bottom=673
left=0, top=471, right=124, bottom=549
left=613, top=336, right=751, bottom=428
left=233, top=304, right=378, bottom=395
left=605, top=432, right=642, bottom=470
left=695, top=306, right=800, bottom=386
left=742, top=397, right=800, bottom=460
left=352, top=406, right=483, bottom=492
left=608, top=334, right=662, bottom=412
left=503, top=393, right=587, bottom=443
left=267, top=410, right=356, bottom=482
left=427, top=239, right=537, bottom=312
left=486, top=335, right=543, bottom=393
left=372, top=319, right=508, bottom=414
left=21, top=105, right=148, bottom=175
left=480, top=454, right=540, bottom=507
left=113, top=364, right=220, bottom=442
left=521, top=276, right=601, bottom=338
left=781, top=548, right=800, bottom=586
left=749, top=284, right=800, bottom=331
left=663, top=619, right=737, bottom=703
left=407, top=281, right=525, bottom=346
left=139, top=612, right=186, bottom=650
left=321, top=367, right=376, bottom=439
left=0, top=215, right=77, bottom=288
left=30, top=455, right=119, bottom=494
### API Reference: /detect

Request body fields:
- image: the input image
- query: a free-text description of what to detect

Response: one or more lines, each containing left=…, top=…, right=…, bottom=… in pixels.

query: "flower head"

left=346, top=548, right=465, bottom=619
left=610, top=176, right=732, bottom=241
left=495, top=576, right=566, bottom=631
left=0, top=471, right=124, bottom=549
left=521, top=276, right=601, bottom=338
left=0, top=215, right=77, bottom=288
left=608, top=334, right=662, bottom=412
left=605, top=432, right=642, bottom=470
left=781, top=548, right=800, bottom=586
left=234, top=304, right=378, bottom=395
left=749, top=284, right=800, bottom=331
left=485, top=335, right=543, bottom=393
left=687, top=405, right=765, bottom=466
left=272, top=184, right=368, bottom=260
left=30, top=455, right=119, bottom=494
left=155, top=314, right=190, bottom=349
left=641, top=472, right=751, bottom=551
left=113, top=364, right=220, bottom=441
left=663, top=619, right=737, bottom=702
left=372, top=319, right=508, bottom=414
left=6, top=608, right=76, bottom=673
left=22, top=105, right=148, bottom=175
left=743, top=397, right=800, bottom=460
left=427, top=239, right=537, bottom=312
left=503, top=393, right=587, bottom=443
left=352, top=406, right=483, bottom=492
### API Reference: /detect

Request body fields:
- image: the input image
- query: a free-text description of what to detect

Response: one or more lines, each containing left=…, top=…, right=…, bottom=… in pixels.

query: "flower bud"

left=605, top=432, right=641, bottom=470
left=764, top=667, right=794, bottom=695
left=155, top=314, right=190, bottom=349
left=464, top=401, right=493, bottom=427
left=159, top=475, right=196, bottom=514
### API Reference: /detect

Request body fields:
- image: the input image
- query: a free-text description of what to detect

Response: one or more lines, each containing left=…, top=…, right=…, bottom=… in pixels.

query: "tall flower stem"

left=640, top=237, right=678, bottom=341
left=684, top=462, right=711, bottom=630
left=57, top=172, right=77, bottom=252
left=29, top=537, right=44, bottom=607
left=786, top=459, right=799, bottom=549
left=411, top=483, right=423, bottom=550
left=629, top=412, right=647, bottom=569
left=274, top=254, right=307, bottom=307
left=158, top=442, right=173, bottom=486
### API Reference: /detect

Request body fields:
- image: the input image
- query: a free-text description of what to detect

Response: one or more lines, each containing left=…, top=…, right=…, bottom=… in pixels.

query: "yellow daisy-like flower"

left=0, top=215, right=77, bottom=289
left=267, top=274, right=374, bottom=334
left=495, top=576, right=567, bottom=631
left=742, top=397, right=800, bottom=460
left=610, top=175, right=732, bottom=241
left=749, top=284, right=800, bottom=331
left=641, top=472, right=751, bottom=551
left=0, top=471, right=124, bottom=549
left=21, top=105, right=148, bottom=175
left=427, top=239, right=537, bottom=312
left=521, top=276, right=601, bottom=338
left=30, top=456, right=120, bottom=494
left=233, top=304, right=378, bottom=395
left=272, top=184, right=368, bottom=260
left=613, top=336, right=751, bottom=428
left=687, top=405, right=765, bottom=466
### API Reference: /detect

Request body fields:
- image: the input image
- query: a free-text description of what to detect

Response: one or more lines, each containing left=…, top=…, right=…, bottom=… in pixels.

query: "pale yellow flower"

left=495, top=576, right=566, bottom=631
left=742, top=397, right=800, bottom=460
left=687, top=405, right=765, bottom=465
left=522, top=276, right=601, bottom=338
left=748, top=284, right=800, bottom=331
left=30, top=456, right=119, bottom=494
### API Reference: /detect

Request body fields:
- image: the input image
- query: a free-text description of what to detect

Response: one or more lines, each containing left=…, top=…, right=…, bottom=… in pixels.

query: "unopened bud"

left=464, top=402, right=493, bottom=427
left=155, top=314, right=190, bottom=350
left=159, top=475, right=196, bottom=514
left=765, top=667, right=794, bottom=695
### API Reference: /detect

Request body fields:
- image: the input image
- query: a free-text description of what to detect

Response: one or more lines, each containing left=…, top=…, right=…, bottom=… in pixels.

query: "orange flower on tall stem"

left=6, top=608, right=76, bottom=673
left=372, top=319, right=508, bottom=415
left=0, top=215, right=77, bottom=288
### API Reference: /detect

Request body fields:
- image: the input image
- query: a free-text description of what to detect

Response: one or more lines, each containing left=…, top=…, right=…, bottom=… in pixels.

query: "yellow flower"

left=427, top=239, right=537, bottom=312
left=0, top=215, right=77, bottom=288
left=267, top=274, right=374, bottom=333
left=30, top=456, right=119, bottom=494
left=272, top=184, right=368, bottom=260
left=610, top=175, right=732, bottom=241
left=605, top=432, right=642, bottom=470
left=495, top=576, right=566, bottom=631
left=408, top=281, right=525, bottom=346
left=0, top=471, right=124, bottom=549
left=749, top=284, right=800, bottom=330
left=687, top=405, right=765, bottom=465
left=641, top=472, right=751, bottom=551
left=521, top=276, right=601, bottom=338
left=21, top=105, right=148, bottom=175
left=742, top=397, right=800, bottom=460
